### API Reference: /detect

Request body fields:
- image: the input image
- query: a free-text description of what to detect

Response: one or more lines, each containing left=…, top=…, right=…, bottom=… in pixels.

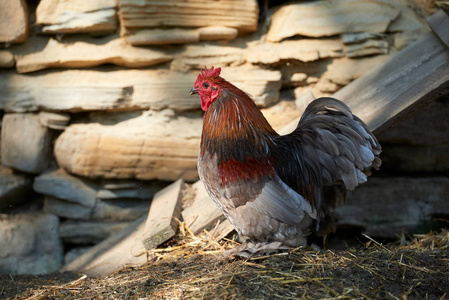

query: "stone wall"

left=0, top=0, right=447, bottom=274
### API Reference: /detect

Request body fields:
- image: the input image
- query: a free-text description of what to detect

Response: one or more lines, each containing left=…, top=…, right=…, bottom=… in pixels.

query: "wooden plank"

left=427, top=9, right=449, bottom=49
left=142, top=179, right=184, bottom=250
left=279, top=11, right=449, bottom=136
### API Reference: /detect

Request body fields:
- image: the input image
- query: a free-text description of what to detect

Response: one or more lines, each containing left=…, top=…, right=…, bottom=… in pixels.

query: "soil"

left=1, top=229, right=448, bottom=299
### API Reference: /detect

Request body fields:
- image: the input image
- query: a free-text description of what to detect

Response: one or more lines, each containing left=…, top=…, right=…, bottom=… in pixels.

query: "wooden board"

left=142, top=179, right=184, bottom=250
left=427, top=9, right=449, bottom=49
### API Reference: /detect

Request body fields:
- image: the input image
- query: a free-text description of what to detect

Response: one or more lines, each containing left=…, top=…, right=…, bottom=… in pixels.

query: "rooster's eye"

left=203, top=82, right=209, bottom=89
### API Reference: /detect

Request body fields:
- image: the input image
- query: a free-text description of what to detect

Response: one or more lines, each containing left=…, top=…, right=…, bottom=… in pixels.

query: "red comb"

left=200, top=66, right=221, bottom=78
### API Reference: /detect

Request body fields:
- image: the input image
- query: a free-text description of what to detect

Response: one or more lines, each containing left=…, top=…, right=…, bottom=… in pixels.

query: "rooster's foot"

left=222, top=241, right=290, bottom=259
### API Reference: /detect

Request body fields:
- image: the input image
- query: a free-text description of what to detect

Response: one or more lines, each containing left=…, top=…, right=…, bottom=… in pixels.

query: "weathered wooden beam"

left=142, top=179, right=184, bottom=251
left=427, top=9, right=449, bottom=49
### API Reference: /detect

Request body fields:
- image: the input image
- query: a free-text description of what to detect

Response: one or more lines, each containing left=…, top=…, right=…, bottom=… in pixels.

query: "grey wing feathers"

left=298, top=97, right=381, bottom=192
left=243, top=176, right=316, bottom=224
left=270, top=97, right=381, bottom=235
left=300, top=97, right=353, bottom=121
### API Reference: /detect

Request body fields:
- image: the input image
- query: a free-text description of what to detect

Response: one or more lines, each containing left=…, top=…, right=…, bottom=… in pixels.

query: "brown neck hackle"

left=199, top=71, right=278, bottom=185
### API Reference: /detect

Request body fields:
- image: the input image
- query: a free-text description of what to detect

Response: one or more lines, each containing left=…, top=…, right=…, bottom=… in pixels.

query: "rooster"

left=190, top=66, right=381, bottom=257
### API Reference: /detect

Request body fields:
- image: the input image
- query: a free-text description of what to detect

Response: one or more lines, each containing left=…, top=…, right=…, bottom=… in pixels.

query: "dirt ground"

left=1, top=227, right=448, bottom=300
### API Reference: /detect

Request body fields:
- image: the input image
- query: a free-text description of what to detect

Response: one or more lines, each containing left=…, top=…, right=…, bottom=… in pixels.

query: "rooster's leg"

left=222, top=241, right=290, bottom=259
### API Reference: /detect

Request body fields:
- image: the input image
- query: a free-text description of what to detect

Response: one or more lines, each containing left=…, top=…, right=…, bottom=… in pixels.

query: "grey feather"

left=273, top=97, right=382, bottom=234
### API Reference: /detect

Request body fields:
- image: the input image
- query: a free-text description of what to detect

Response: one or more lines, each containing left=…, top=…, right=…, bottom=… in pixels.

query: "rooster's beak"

left=189, top=87, right=198, bottom=95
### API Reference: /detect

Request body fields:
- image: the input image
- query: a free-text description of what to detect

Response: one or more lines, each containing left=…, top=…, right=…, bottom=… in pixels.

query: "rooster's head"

left=190, top=66, right=223, bottom=111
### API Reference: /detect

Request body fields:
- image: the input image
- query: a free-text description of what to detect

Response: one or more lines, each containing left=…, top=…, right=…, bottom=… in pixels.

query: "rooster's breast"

left=197, top=151, right=316, bottom=247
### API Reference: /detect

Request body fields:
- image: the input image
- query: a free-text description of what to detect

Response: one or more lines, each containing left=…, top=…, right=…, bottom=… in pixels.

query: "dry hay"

left=1, top=223, right=449, bottom=300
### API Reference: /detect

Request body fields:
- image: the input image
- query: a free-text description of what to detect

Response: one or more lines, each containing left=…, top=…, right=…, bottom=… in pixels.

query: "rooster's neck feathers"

left=201, top=86, right=278, bottom=185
